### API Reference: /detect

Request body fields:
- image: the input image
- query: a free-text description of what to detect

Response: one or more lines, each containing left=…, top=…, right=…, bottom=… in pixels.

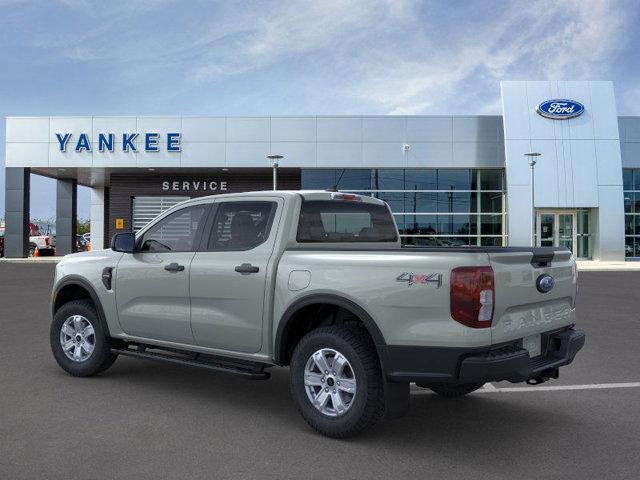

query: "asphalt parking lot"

left=1, top=263, right=639, bottom=480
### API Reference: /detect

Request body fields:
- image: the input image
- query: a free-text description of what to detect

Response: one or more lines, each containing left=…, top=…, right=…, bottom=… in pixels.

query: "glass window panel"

left=624, top=192, right=634, bottom=213
left=440, top=236, right=476, bottom=246
left=437, top=192, right=472, bottom=213
left=338, top=169, right=372, bottom=190
left=635, top=218, right=640, bottom=236
left=438, top=215, right=476, bottom=235
left=625, top=236, right=636, bottom=258
left=301, top=169, right=335, bottom=189
left=374, top=192, right=404, bottom=213
left=405, top=169, right=437, bottom=190
left=401, top=215, right=439, bottom=235
left=480, top=169, right=503, bottom=190
left=371, top=169, right=404, bottom=190
left=623, top=169, right=634, bottom=190
left=480, top=237, right=503, bottom=246
left=635, top=170, right=640, bottom=190
left=406, top=192, right=438, bottom=213
left=480, top=192, right=503, bottom=213
left=401, top=236, right=476, bottom=247
left=393, top=214, right=404, bottom=232
left=402, top=236, right=440, bottom=247
left=577, top=210, right=590, bottom=234
left=437, top=169, right=472, bottom=190
left=626, top=215, right=634, bottom=235
left=481, top=214, right=502, bottom=235
left=635, top=193, right=640, bottom=213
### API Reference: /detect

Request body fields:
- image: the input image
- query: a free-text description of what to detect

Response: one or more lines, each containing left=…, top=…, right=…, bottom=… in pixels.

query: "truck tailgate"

left=488, top=248, right=576, bottom=345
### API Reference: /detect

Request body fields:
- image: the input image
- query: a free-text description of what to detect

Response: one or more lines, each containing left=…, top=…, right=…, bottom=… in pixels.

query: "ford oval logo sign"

left=536, top=274, right=555, bottom=293
left=536, top=99, right=584, bottom=120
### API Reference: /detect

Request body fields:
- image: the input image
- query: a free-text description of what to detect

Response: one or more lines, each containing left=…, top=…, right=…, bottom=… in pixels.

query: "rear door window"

left=297, top=201, right=398, bottom=242
left=207, top=201, right=277, bottom=251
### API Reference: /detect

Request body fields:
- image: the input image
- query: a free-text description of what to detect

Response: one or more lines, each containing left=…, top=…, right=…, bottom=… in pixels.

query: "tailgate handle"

left=531, top=249, right=554, bottom=268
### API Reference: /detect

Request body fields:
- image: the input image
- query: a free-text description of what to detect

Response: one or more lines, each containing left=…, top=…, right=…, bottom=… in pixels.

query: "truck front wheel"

left=50, top=299, right=118, bottom=377
left=289, top=326, right=384, bottom=438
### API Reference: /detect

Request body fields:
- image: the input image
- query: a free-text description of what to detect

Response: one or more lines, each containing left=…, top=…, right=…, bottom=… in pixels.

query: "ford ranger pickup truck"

left=50, top=191, right=584, bottom=438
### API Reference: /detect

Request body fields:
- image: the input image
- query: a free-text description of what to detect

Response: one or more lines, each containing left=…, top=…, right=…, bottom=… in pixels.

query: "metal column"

left=3, top=167, right=30, bottom=258
left=55, top=179, right=77, bottom=256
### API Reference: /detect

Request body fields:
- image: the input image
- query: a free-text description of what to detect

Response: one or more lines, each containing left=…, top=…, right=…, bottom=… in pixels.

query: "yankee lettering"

left=55, top=132, right=181, bottom=152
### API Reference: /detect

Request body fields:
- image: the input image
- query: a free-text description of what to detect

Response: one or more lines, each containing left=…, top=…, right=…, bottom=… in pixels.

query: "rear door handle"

left=164, top=262, right=185, bottom=272
left=235, top=263, right=260, bottom=274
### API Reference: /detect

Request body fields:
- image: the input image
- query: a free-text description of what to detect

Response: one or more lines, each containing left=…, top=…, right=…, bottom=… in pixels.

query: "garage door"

left=132, top=196, right=190, bottom=232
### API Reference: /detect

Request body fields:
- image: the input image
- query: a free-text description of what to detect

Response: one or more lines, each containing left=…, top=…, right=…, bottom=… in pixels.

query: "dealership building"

left=3, top=80, right=640, bottom=260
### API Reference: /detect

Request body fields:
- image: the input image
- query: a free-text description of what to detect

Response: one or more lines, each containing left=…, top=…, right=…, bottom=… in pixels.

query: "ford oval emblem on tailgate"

left=536, top=274, right=555, bottom=293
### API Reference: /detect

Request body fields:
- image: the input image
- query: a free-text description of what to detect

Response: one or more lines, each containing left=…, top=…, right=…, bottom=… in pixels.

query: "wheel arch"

left=274, top=293, right=386, bottom=366
left=51, top=276, right=111, bottom=337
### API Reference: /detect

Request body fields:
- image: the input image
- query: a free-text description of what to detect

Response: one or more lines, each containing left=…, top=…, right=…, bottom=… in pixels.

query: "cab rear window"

left=297, top=200, right=398, bottom=243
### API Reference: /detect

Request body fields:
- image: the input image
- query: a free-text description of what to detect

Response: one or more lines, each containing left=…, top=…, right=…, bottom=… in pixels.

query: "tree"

left=77, top=219, right=91, bottom=236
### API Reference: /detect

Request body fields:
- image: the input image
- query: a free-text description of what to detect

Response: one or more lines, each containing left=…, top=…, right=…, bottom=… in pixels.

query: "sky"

left=1, top=0, right=639, bottom=221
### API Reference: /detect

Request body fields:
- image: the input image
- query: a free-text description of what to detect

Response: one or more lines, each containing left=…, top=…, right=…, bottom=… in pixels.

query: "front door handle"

left=235, top=263, right=260, bottom=274
left=164, top=262, right=185, bottom=272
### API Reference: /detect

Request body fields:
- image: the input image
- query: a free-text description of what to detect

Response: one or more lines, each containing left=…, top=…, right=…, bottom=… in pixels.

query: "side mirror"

left=111, top=232, right=136, bottom=253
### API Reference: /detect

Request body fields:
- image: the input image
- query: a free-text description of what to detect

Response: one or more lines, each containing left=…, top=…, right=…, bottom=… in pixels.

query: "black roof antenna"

left=327, top=169, right=346, bottom=192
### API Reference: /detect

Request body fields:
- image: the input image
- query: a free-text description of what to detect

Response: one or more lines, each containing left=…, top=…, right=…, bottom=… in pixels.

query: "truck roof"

left=180, top=190, right=387, bottom=206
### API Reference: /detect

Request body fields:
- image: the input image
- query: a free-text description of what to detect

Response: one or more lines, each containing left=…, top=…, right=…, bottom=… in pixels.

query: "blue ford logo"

left=536, top=274, right=555, bottom=293
left=536, top=99, right=584, bottom=120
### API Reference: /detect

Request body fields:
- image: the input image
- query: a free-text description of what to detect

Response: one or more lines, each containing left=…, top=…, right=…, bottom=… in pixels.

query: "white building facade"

left=4, top=80, right=639, bottom=260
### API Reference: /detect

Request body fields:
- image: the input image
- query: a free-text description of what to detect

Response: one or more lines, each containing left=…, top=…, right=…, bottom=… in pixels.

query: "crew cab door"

left=115, top=204, right=209, bottom=344
left=189, top=198, right=282, bottom=353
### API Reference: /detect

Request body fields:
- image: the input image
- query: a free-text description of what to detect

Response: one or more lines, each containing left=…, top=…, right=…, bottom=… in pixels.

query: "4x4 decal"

left=396, top=272, right=442, bottom=288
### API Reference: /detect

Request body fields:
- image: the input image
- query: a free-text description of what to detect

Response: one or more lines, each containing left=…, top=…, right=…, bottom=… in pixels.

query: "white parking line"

left=411, top=382, right=640, bottom=394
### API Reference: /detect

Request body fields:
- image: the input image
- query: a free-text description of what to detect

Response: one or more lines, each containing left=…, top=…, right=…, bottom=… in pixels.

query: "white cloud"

left=11, top=0, right=632, bottom=114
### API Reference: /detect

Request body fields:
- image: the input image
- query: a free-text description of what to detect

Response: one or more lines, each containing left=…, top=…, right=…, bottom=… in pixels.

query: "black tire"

left=50, top=299, right=118, bottom=377
left=289, top=325, right=384, bottom=438
left=29, top=243, right=36, bottom=257
left=417, top=382, right=485, bottom=398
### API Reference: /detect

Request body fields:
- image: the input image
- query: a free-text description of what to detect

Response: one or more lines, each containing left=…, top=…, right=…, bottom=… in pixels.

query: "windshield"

left=297, top=200, right=398, bottom=243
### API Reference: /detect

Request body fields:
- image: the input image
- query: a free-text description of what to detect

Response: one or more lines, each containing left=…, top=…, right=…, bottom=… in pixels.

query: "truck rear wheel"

left=289, top=326, right=384, bottom=438
left=417, top=382, right=485, bottom=398
left=50, top=299, right=118, bottom=377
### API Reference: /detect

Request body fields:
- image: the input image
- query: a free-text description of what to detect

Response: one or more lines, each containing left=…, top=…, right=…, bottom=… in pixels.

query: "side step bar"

left=111, top=344, right=270, bottom=380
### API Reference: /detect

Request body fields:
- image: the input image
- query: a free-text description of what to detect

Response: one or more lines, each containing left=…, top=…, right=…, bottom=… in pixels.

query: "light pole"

left=267, top=154, right=283, bottom=191
left=525, top=152, right=541, bottom=246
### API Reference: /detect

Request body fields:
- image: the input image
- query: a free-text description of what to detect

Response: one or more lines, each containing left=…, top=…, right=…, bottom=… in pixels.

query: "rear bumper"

left=380, top=327, right=585, bottom=384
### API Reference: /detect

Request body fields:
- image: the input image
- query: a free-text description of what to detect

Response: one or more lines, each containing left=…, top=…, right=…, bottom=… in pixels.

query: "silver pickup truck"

left=50, top=191, right=584, bottom=437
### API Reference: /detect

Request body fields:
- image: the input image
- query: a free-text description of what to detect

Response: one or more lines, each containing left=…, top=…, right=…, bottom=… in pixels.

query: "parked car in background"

left=29, top=223, right=55, bottom=256
left=0, top=224, right=5, bottom=257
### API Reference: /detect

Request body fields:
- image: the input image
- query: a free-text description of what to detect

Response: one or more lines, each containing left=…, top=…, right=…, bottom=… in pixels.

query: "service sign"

left=55, top=132, right=181, bottom=153
left=536, top=99, right=584, bottom=120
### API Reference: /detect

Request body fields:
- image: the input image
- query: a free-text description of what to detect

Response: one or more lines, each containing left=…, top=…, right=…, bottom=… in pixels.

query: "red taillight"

left=45, top=237, right=50, bottom=246
left=450, top=266, right=494, bottom=328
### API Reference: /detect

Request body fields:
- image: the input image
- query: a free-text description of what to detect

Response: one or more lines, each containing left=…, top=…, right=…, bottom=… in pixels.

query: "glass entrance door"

left=539, top=213, right=555, bottom=247
left=558, top=213, right=574, bottom=252
left=536, top=209, right=592, bottom=259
